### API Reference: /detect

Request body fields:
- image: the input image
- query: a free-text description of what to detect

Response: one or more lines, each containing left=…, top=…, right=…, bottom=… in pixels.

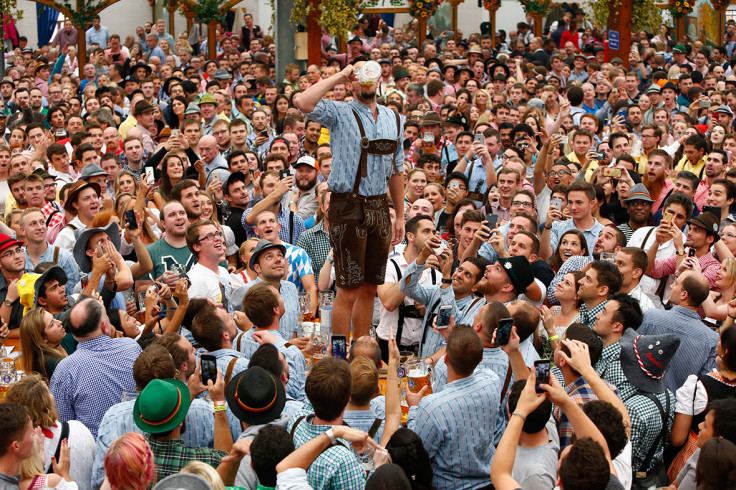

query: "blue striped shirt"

left=235, top=329, right=307, bottom=402
left=400, top=261, right=486, bottom=357
left=408, top=374, right=501, bottom=490
left=91, top=398, right=215, bottom=489
left=549, top=218, right=604, bottom=255
left=638, top=306, right=719, bottom=394
left=306, top=99, right=404, bottom=196
left=50, top=335, right=141, bottom=438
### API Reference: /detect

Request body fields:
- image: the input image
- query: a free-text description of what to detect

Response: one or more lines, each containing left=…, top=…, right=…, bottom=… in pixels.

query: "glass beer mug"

left=406, top=359, right=432, bottom=395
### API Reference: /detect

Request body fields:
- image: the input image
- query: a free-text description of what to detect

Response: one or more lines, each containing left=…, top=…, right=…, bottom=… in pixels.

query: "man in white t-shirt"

left=532, top=153, right=573, bottom=226
left=186, top=219, right=233, bottom=312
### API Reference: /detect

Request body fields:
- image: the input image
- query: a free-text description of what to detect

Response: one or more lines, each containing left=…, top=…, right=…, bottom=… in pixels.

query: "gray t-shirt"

left=512, top=420, right=560, bottom=490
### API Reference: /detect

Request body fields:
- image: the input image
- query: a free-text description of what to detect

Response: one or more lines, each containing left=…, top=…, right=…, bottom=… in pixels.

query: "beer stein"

left=406, top=359, right=433, bottom=395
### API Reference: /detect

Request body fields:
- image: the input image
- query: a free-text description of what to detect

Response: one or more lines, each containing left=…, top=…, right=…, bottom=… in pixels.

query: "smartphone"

left=594, top=151, right=606, bottom=160
left=618, top=109, right=627, bottom=119
left=125, top=209, right=138, bottom=230
left=688, top=248, right=697, bottom=258
left=260, top=130, right=268, bottom=137
left=699, top=100, right=712, bottom=108
left=552, top=197, right=562, bottom=210
left=534, top=360, right=551, bottom=393
left=662, top=210, right=674, bottom=226
left=145, top=166, right=154, bottom=183
left=80, top=273, right=89, bottom=289
left=331, top=335, right=347, bottom=360
left=449, top=181, right=460, bottom=190
left=728, top=150, right=733, bottom=163
left=112, top=53, right=121, bottom=61
left=474, top=134, right=485, bottom=144
left=436, top=305, right=453, bottom=329
left=602, top=167, right=622, bottom=178
left=171, top=129, right=179, bottom=138
left=98, top=241, right=104, bottom=256
left=446, top=31, right=454, bottom=37
left=559, top=135, right=569, bottom=144
left=494, top=318, right=514, bottom=346
left=486, top=213, right=498, bottom=231
left=279, top=169, right=290, bottom=180
left=200, top=354, right=217, bottom=386
left=403, top=138, right=412, bottom=151
left=703, top=205, right=722, bottom=221
left=433, top=239, right=448, bottom=255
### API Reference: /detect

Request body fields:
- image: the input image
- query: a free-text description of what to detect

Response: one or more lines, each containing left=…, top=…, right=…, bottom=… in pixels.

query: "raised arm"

left=293, top=65, right=355, bottom=114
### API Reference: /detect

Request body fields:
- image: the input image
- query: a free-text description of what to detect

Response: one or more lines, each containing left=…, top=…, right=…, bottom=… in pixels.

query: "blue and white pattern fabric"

left=203, top=348, right=249, bottom=440
left=408, top=374, right=501, bottom=490
left=283, top=243, right=314, bottom=293
left=50, top=335, right=141, bottom=438
left=306, top=99, right=403, bottom=196
left=242, top=199, right=306, bottom=244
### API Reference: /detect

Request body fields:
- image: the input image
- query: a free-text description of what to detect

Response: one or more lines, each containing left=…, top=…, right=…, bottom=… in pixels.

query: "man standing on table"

left=294, top=59, right=404, bottom=339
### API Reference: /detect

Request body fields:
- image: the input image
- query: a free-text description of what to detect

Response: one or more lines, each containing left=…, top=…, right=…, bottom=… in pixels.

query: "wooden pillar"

left=307, top=0, right=321, bottom=66
left=675, top=16, right=685, bottom=43
left=718, top=8, right=727, bottom=45
left=487, top=6, right=499, bottom=47
left=76, top=0, right=87, bottom=69
left=418, top=17, right=426, bottom=44
left=449, top=0, right=461, bottom=43
left=207, top=20, right=217, bottom=60
left=183, top=6, right=194, bottom=33
left=531, top=13, right=543, bottom=38
left=606, top=0, right=632, bottom=69
left=167, top=0, right=177, bottom=37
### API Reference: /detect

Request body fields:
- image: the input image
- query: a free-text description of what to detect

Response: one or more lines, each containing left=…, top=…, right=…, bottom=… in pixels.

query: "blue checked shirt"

left=91, top=398, right=215, bottom=489
left=204, top=348, right=249, bottom=440
left=240, top=278, right=299, bottom=339
left=547, top=255, right=592, bottom=305
left=24, top=245, right=80, bottom=299
left=50, top=335, right=141, bottom=438
left=242, top=200, right=306, bottom=244
left=306, top=99, right=404, bottom=196
left=626, top=389, right=675, bottom=473
left=400, top=260, right=486, bottom=358
left=638, top=306, right=719, bottom=394
left=235, top=328, right=307, bottom=402
left=287, top=414, right=366, bottom=490
left=595, top=341, right=638, bottom=402
left=408, top=373, right=501, bottom=490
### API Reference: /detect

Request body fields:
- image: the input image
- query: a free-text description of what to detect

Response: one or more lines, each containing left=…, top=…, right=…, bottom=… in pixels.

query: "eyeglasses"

left=0, top=247, right=24, bottom=259
left=197, top=231, right=224, bottom=242
left=722, top=232, right=736, bottom=239
left=641, top=134, right=657, bottom=138
left=548, top=170, right=571, bottom=177
left=511, top=201, right=534, bottom=208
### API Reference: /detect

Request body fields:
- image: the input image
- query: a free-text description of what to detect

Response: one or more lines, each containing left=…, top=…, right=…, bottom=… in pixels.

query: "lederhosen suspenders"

left=349, top=109, right=401, bottom=194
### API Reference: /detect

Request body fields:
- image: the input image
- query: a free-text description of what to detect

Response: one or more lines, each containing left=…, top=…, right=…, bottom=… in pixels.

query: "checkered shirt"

left=578, top=300, right=608, bottom=329
left=296, top=220, right=331, bottom=284
left=242, top=201, right=306, bottom=245
left=626, top=389, right=675, bottom=473
left=41, top=200, right=64, bottom=229
left=553, top=375, right=619, bottom=449
left=145, top=435, right=228, bottom=482
left=287, top=414, right=366, bottom=490
left=284, top=243, right=314, bottom=293
left=595, top=341, right=638, bottom=402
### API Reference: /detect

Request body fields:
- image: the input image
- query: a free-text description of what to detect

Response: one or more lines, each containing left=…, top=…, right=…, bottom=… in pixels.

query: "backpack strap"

left=224, top=357, right=239, bottom=385
left=235, top=332, right=244, bottom=352
left=47, top=422, right=69, bottom=474
left=390, top=258, right=408, bottom=344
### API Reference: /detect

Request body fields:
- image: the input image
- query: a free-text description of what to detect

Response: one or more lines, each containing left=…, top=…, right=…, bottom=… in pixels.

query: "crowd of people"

left=0, top=6, right=734, bottom=490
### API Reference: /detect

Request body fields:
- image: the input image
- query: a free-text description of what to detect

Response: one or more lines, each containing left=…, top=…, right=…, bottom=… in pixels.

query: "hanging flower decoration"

left=711, top=0, right=729, bottom=10
left=408, top=0, right=442, bottom=18
left=518, top=0, right=555, bottom=15
left=669, top=0, right=693, bottom=18
left=483, top=0, right=501, bottom=9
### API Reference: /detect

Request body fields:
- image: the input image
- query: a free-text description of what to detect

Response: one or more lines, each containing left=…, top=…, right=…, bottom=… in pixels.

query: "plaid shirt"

left=296, top=220, right=331, bottom=284
left=626, top=389, right=675, bottom=473
left=553, top=376, right=619, bottom=449
left=41, top=201, right=64, bottom=229
left=407, top=136, right=453, bottom=166
left=146, top=435, right=228, bottom=481
left=287, top=414, right=366, bottom=490
left=595, top=342, right=637, bottom=402
left=578, top=300, right=608, bottom=329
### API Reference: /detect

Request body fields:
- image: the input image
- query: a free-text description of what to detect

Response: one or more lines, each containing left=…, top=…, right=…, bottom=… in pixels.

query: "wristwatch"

left=3, top=299, right=12, bottom=307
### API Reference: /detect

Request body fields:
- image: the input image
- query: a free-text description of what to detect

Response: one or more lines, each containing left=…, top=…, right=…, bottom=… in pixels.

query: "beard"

left=642, top=172, right=665, bottom=202
left=355, top=87, right=377, bottom=103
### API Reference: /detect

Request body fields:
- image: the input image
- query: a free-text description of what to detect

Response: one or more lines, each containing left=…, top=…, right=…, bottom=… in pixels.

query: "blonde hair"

left=349, top=356, right=378, bottom=406
left=19, top=437, right=45, bottom=481
left=4, top=373, right=59, bottom=428
left=181, top=461, right=226, bottom=490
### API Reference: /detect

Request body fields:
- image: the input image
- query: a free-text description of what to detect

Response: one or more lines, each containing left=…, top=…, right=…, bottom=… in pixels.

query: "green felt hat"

left=134, top=378, right=191, bottom=434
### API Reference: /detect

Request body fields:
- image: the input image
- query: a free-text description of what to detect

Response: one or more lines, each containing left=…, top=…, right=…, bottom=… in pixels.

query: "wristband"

left=548, top=334, right=559, bottom=341
left=327, top=256, right=334, bottom=264
left=512, top=412, right=527, bottom=422
left=544, top=225, right=552, bottom=230
left=441, top=278, right=452, bottom=284
left=213, top=400, right=227, bottom=412
left=729, top=314, right=736, bottom=320
left=325, top=428, right=337, bottom=445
